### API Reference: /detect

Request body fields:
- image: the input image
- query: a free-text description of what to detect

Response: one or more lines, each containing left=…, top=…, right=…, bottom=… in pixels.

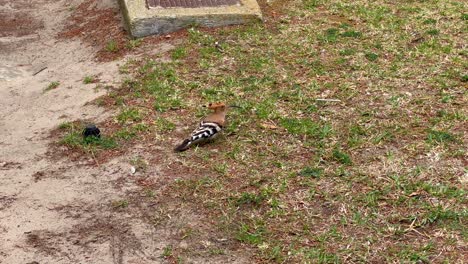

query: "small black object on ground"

left=83, top=124, right=101, bottom=138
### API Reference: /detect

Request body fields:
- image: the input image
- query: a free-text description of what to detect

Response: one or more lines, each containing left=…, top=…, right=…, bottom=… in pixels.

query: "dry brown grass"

left=54, top=0, right=467, bottom=262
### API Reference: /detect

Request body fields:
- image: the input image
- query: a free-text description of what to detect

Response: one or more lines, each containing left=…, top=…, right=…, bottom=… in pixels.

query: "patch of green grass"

left=105, top=40, right=119, bottom=52
left=94, top=0, right=467, bottom=262
left=213, top=162, right=228, bottom=175
left=171, top=46, right=187, bottom=60
left=154, top=98, right=182, bottom=112
left=347, top=124, right=367, bottom=147
left=144, top=189, right=155, bottom=197
left=299, top=167, right=323, bottom=178
left=339, top=48, right=356, bottom=56
left=60, top=123, right=117, bottom=151
left=82, top=135, right=117, bottom=149
left=58, top=121, right=72, bottom=130
left=363, top=190, right=382, bottom=207
left=332, top=149, right=352, bottom=165
left=304, top=248, right=340, bottom=264
left=397, top=246, right=430, bottom=263
left=432, top=110, right=466, bottom=124
left=426, top=129, right=456, bottom=144
left=372, top=130, right=394, bottom=144
left=83, top=75, right=95, bottom=84
left=126, top=39, right=142, bottom=49
left=303, top=0, right=324, bottom=10
left=441, top=93, right=454, bottom=103
left=423, top=18, right=437, bottom=24
left=136, top=64, right=183, bottom=112
left=422, top=183, right=466, bottom=200
left=280, top=118, right=332, bottom=139
left=208, top=248, right=226, bottom=255
left=111, top=199, right=129, bottom=209
left=133, top=123, right=150, bottom=132
left=365, top=52, right=379, bottom=61
left=154, top=118, right=176, bottom=132
left=262, top=245, right=285, bottom=262
left=117, top=108, right=142, bottom=124
left=236, top=223, right=265, bottom=245
left=255, top=99, right=279, bottom=119
left=234, top=192, right=265, bottom=206
left=426, top=29, right=439, bottom=36
left=341, top=30, right=362, bottom=38
left=114, top=123, right=150, bottom=140
left=320, top=28, right=340, bottom=43
left=161, top=245, right=173, bottom=258
left=461, top=74, right=468, bottom=82
left=419, top=206, right=466, bottom=227
left=62, top=132, right=103, bottom=149
left=44, top=81, right=60, bottom=92
left=114, top=127, right=136, bottom=140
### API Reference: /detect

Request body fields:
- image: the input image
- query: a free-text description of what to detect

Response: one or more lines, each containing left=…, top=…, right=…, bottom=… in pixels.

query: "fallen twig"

left=90, top=150, right=100, bottom=167
left=32, top=66, right=47, bottom=76
left=315, top=98, right=341, bottom=102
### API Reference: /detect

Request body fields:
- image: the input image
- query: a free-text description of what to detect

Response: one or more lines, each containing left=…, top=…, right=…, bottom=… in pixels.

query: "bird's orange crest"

left=206, top=102, right=226, bottom=110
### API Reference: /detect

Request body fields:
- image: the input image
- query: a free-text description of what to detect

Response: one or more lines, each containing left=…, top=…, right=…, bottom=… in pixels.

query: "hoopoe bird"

left=174, top=102, right=232, bottom=152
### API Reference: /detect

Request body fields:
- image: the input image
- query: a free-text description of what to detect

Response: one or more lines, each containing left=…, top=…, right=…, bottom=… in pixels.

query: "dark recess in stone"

left=147, top=0, right=240, bottom=8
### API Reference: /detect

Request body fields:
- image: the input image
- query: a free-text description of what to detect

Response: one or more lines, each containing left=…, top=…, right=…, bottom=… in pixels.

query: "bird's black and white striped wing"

left=189, top=121, right=223, bottom=143
left=174, top=121, right=223, bottom=152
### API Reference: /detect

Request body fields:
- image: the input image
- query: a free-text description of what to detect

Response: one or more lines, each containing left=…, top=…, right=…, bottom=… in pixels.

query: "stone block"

left=119, top=0, right=262, bottom=38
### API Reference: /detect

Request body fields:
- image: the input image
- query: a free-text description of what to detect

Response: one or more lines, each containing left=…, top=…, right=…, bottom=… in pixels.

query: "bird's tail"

left=174, top=139, right=192, bottom=152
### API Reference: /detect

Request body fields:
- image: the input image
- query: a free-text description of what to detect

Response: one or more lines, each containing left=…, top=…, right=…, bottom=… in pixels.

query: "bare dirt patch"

left=0, top=14, right=43, bottom=38
left=57, top=0, right=189, bottom=62
left=0, top=0, right=155, bottom=262
left=0, top=0, right=253, bottom=263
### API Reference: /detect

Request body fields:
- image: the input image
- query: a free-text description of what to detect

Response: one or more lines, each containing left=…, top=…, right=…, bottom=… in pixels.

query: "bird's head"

left=203, top=102, right=241, bottom=113
left=204, top=102, right=226, bottom=110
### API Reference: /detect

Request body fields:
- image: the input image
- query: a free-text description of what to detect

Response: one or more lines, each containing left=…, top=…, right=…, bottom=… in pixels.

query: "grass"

left=44, top=81, right=60, bottom=92
left=58, top=122, right=118, bottom=153
left=171, top=46, right=187, bottom=60
left=365, top=52, right=379, bottom=61
left=154, top=117, right=176, bottom=133
left=332, top=149, right=352, bottom=165
left=161, top=245, right=173, bottom=258
left=126, top=39, right=142, bottom=50
left=61, top=130, right=117, bottom=150
left=426, top=129, right=457, bottom=144
left=299, top=167, right=323, bottom=178
left=83, top=75, right=95, bottom=84
left=117, top=108, right=142, bottom=124
left=65, top=0, right=467, bottom=262
left=105, top=40, right=118, bottom=52
left=129, top=155, right=148, bottom=172
left=111, top=199, right=129, bottom=209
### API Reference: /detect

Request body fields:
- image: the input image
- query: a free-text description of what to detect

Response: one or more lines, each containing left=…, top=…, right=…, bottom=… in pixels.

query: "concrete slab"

left=119, top=0, right=262, bottom=38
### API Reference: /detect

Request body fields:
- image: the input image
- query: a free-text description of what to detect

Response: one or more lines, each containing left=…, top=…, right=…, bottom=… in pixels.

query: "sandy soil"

left=0, top=0, right=251, bottom=263
left=0, top=0, right=127, bottom=262
left=0, top=0, right=163, bottom=263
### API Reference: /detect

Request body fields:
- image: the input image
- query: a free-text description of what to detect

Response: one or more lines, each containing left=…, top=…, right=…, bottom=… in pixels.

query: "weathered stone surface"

left=119, top=0, right=262, bottom=38
left=147, top=0, right=241, bottom=8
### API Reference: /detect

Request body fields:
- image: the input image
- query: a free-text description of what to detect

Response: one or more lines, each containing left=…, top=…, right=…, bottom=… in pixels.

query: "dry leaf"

left=260, top=123, right=278, bottom=129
